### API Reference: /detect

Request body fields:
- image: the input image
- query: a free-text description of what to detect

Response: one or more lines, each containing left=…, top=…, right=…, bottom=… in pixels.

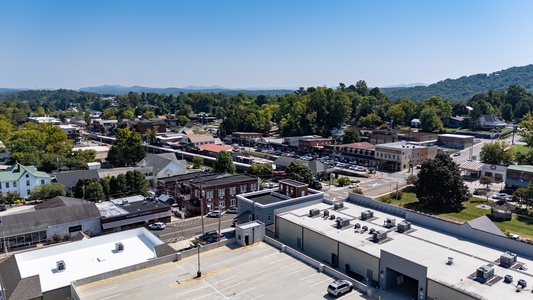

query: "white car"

left=147, top=222, right=166, bottom=230
left=207, top=211, right=221, bottom=218
left=348, top=183, right=360, bottom=188
left=327, top=279, right=353, bottom=297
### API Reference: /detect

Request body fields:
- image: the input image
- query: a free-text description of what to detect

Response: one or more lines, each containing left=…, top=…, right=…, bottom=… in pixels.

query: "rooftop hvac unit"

left=336, top=217, right=350, bottom=229
left=361, top=210, right=373, bottom=220
left=476, top=265, right=494, bottom=281
left=323, top=210, right=330, bottom=219
left=372, top=230, right=387, bottom=242
left=56, top=260, right=66, bottom=272
left=500, top=251, right=518, bottom=267
left=333, top=202, right=344, bottom=210
left=115, top=242, right=124, bottom=252
left=309, top=208, right=320, bottom=217
left=397, top=220, right=411, bottom=233
left=446, top=257, right=454, bottom=265
left=383, top=218, right=396, bottom=228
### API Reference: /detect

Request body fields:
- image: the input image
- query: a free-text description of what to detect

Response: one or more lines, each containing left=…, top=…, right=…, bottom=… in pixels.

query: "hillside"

left=78, top=85, right=294, bottom=96
left=381, top=64, right=533, bottom=101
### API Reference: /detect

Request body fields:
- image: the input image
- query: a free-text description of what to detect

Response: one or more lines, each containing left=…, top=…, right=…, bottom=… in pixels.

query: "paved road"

left=156, top=214, right=235, bottom=243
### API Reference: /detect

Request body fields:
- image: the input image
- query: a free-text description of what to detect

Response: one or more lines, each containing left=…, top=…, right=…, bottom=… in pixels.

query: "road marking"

left=238, top=287, right=256, bottom=296
left=278, top=261, right=300, bottom=269
left=288, top=267, right=308, bottom=275
left=210, top=274, right=238, bottom=284
left=250, top=294, right=266, bottom=300
left=269, top=256, right=291, bottom=264
left=311, top=278, right=332, bottom=287
left=82, top=286, right=116, bottom=296
left=100, top=293, right=122, bottom=300
left=299, top=272, right=321, bottom=281
left=201, top=278, right=229, bottom=299
left=219, top=281, right=246, bottom=291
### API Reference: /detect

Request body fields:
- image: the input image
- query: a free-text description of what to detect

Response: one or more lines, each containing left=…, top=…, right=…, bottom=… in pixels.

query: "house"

left=130, top=118, right=167, bottom=135
left=54, top=169, right=100, bottom=194
left=505, top=165, right=533, bottom=188
left=283, top=135, right=323, bottom=148
left=231, top=132, right=263, bottom=145
left=298, top=137, right=333, bottom=152
left=479, top=114, right=507, bottom=130
left=443, top=116, right=464, bottom=128
left=187, top=134, right=215, bottom=148
left=27, top=116, right=62, bottom=125
left=136, top=153, right=187, bottom=186
left=273, top=157, right=330, bottom=180
left=411, top=118, right=421, bottom=128
left=0, top=163, right=51, bottom=198
left=197, top=144, right=233, bottom=157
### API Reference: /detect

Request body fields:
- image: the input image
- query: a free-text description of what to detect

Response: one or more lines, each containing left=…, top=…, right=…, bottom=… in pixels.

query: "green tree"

left=286, top=161, right=313, bottom=184
left=525, top=183, right=533, bottom=209
left=84, top=180, right=105, bottom=202
left=213, top=151, right=236, bottom=174
left=29, top=182, right=66, bottom=200
left=100, top=177, right=111, bottom=198
left=519, top=112, right=533, bottom=148
left=513, top=187, right=527, bottom=203
left=342, top=128, right=361, bottom=144
left=337, top=177, right=351, bottom=187
left=358, top=113, right=382, bottom=128
left=177, top=115, right=190, bottom=126
left=192, top=156, right=204, bottom=169
left=479, top=176, right=494, bottom=199
left=420, top=107, right=444, bottom=132
left=415, top=153, right=470, bottom=211
left=249, top=163, right=273, bottom=177
left=145, top=127, right=158, bottom=145
left=126, top=170, right=149, bottom=196
left=107, top=128, right=146, bottom=167
left=142, top=110, right=156, bottom=119
left=479, top=141, right=515, bottom=166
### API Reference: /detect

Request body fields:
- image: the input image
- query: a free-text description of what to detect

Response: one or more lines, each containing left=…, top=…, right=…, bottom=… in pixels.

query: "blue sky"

left=1, top=0, right=532, bottom=90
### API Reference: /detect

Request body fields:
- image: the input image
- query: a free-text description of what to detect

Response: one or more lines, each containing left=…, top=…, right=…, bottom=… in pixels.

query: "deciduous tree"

left=286, top=161, right=313, bottom=184
left=107, top=128, right=146, bottom=167
left=213, top=151, right=236, bottom=174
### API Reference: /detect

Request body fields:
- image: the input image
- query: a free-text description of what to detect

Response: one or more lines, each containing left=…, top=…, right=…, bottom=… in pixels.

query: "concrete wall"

left=338, top=243, right=380, bottom=282
left=43, top=286, right=71, bottom=300
left=236, top=222, right=264, bottom=246
left=426, top=279, right=481, bottom=300
left=275, top=216, right=303, bottom=249
left=380, top=250, right=427, bottom=298
left=46, top=218, right=101, bottom=238
left=302, top=228, right=338, bottom=266
left=347, top=193, right=407, bottom=218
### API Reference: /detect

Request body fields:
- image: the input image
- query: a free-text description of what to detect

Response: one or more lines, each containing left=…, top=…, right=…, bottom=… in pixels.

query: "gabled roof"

left=137, top=153, right=187, bottom=173
left=0, top=163, right=50, bottom=182
left=479, top=114, right=507, bottom=127
left=458, top=161, right=484, bottom=172
left=34, top=196, right=86, bottom=210
left=273, top=157, right=326, bottom=173
left=54, top=169, right=100, bottom=190
left=188, top=134, right=215, bottom=143
left=466, top=215, right=506, bottom=237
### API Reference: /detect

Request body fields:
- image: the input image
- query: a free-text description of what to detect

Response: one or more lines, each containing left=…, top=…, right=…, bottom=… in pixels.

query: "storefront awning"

left=102, top=210, right=172, bottom=229
left=459, top=161, right=484, bottom=172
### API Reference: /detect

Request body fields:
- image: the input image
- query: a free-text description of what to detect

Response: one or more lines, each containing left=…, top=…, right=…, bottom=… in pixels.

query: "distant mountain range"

left=78, top=85, right=295, bottom=96
left=2, top=64, right=533, bottom=101
left=380, top=64, right=533, bottom=101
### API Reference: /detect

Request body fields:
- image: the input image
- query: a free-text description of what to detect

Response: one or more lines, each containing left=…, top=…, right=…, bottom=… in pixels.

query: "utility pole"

left=199, top=176, right=205, bottom=236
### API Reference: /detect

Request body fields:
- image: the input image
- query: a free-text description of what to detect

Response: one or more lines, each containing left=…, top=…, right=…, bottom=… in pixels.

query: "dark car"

left=0, top=203, right=6, bottom=211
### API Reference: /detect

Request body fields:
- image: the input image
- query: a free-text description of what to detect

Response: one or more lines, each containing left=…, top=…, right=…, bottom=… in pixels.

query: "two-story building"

left=283, top=135, right=323, bottom=149
left=0, top=163, right=51, bottom=198
left=323, top=142, right=376, bottom=166
left=374, top=141, right=438, bottom=171
left=187, top=134, right=216, bottom=148
left=298, top=137, right=333, bottom=153
left=231, top=132, right=263, bottom=146
left=505, top=165, right=533, bottom=189
left=130, top=119, right=167, bottom=135
left=188, top=173, right=259, bottom=214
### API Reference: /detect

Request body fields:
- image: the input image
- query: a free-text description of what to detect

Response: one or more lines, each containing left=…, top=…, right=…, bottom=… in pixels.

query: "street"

left=153, top=213, right=235, bottom=243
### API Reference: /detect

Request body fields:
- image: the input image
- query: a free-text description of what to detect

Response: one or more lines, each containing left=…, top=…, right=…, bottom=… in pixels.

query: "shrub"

left=337, top=177, right=351, bottom=187
left=352, top=188, right=363, bottom=195
left=52, top=234, right=62, bottom=242
left=63, top=233, right=71, bottom=241
left=378, top=195, right=392, bottom=203
left=389, top=191, right=403, bottom=200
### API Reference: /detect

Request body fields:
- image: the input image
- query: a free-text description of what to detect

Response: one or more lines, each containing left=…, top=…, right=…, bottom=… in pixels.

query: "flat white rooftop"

left=15, top=228, right=163, bottom=293
left=279, top=202, right=533, bottom=299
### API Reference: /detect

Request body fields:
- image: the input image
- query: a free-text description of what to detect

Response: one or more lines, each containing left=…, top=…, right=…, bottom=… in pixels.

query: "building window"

left=240, top=185, right=247, bottom=193
left=26, top=180, right=30, bottom=186
left=267, top=214, right=271, bottom=222
left=251, top=183, right=257, bottom=191
left=26, top=174, right=29, bottom=178
left=5, top=182, right=9, bottom=188
left=14, top=182, right=18, bottom=187
left=27, top=190, right=30, bottom=195
left=230, top=199, right=236, bottom=207
left=206, top=190, right=213, bottom=199
left=0, top=182, right=1, bottom=189
left=230, top=186, right=236, bottom=195
left=41, top=180, right=45, bottom=184
left=218, top=200, right=225, bottom=210
left=218, top=188, right=225, bottom=197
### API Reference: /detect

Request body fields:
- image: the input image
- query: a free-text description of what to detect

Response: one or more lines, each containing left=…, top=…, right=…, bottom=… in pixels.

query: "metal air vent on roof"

left=333, top=202, right=344, bottom=210
left=383, top=218, right=396, bottom=228
left=336, top=217, right=350, bottom=229
left=500, top=251, right=517, bottom=267
left=372, top=230, right=387, bottom=242
left=476, top=265, right=494, bottom=281
left=309, top=208, right=320, bottom=217
left=323, top=210, right=329, bottom=219
left=446, top=257, right=454, bottom=265
left=56, top=260, right=66, bottom=272
left=115, top=242, right=124, bottom=252
left=361, top=210, right=373, bottom=220
left=397, top=220, right=411, bottom=233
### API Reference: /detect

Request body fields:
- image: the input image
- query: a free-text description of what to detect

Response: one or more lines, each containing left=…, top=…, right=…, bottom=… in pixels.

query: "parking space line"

left=262, top=252, right=281, bottom=259
left=250, top=294, right=266, bottom=300
left=238, top=287, right=256, bottom=296
left=202, top=279, right=229, bottom=299
left=278, top=261, right=300, bottom=269
left=299, top=272, right=321, bottom=281
left=269, top=256, right=290, bottom=264
left=219, top=281, right=246, bottom=291
left=310, top=278, right=331, bottom=287
left=288, top=267, right=308, bottom=275
left=209, top=274, right=238, bottom=284
left=82, top=286, right=116, bottom=296
left=100, top=293, right=122, bottom=300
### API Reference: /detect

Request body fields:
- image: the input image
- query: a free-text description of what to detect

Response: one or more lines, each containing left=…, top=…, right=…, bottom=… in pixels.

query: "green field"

left=385, top=191, right=533, bottom=239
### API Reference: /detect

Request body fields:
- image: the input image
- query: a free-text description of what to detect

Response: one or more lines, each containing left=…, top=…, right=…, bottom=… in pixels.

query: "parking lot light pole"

left=197, top=244, right=201, bottom=278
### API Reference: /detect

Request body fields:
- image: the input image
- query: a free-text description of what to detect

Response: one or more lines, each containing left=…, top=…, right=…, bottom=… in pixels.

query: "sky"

left=1, top=0, right=533, bottom=90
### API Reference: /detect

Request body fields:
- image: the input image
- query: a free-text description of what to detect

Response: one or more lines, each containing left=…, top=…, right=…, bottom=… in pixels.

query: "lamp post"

left=196, top=244, right=202, bottom=278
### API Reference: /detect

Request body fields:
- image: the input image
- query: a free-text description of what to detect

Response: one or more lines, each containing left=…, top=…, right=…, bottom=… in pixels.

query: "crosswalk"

left=363, top=182, right=407, bottom=198
left=164, top=235, right=187, bottom=243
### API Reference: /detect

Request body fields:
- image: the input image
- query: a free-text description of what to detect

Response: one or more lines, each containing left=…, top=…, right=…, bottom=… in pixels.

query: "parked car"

left=147, top=222, right=166, bottom=230
left=327, top=279, right=353, bottom=297
left=200, top=230, right=218, bottom=240
left=226, top=207, right=238, bottom=214
left=354, top=166, right=367, bottom=172
left=453, top=152, right=461, bottom=156
left=348, top=183, right=360, bottom=189
left=0, top=203, right=6, bottom=211
left=207, top=210, right=221, bottom=218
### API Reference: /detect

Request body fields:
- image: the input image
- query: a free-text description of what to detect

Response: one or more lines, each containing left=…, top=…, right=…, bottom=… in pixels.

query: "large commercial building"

left=374, top=141, right=438, bottom=171
left=274, top=196, right=533, bottom=300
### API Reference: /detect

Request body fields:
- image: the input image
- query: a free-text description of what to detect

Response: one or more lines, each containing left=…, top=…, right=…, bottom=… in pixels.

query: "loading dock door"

left=331, top=253, right=338, bottom=268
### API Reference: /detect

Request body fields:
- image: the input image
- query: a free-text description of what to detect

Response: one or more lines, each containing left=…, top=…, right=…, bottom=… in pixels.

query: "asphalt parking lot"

left=75, top=242, right=367, bottom=300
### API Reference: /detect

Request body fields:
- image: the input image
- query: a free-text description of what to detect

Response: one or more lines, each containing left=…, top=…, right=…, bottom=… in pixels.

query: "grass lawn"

left=513, top=144, right=530, bottom=155
left=389, top=192, right=533, bottom=239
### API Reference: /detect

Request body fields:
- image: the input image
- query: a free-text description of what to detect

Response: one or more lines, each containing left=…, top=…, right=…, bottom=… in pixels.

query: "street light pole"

left=196, top=244, right=202, bottom=278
